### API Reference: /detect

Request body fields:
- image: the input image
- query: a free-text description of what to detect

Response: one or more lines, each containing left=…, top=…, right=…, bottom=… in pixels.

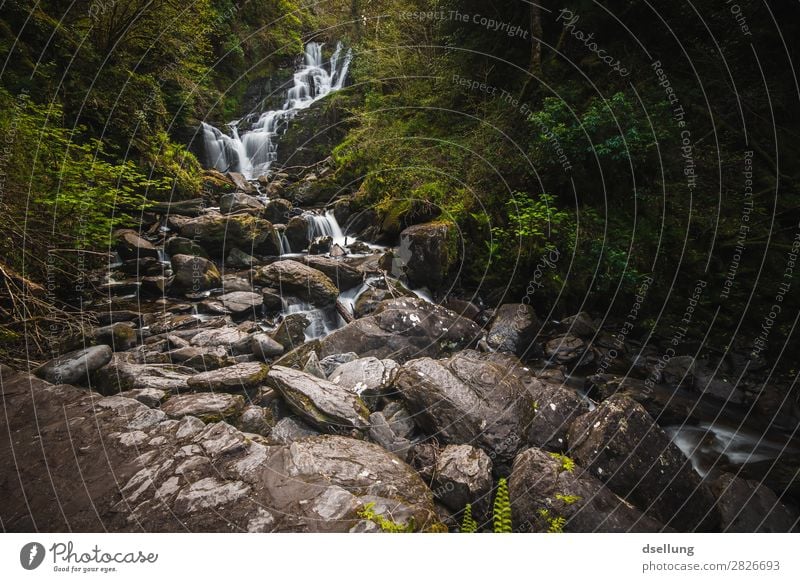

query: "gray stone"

left=114, top=229, right=159, bottom=261
left=434, top=444, right=493, bottom=519
left=253, top=260, right=339, bottom=307
left=266, top=366, right=370, bottom=433
left=170, top=254, right=221, bottom=293
left=35, top=345, right=113, bottom=385
left=235, top=405, right=274, bottom=436
left=509, top=447, right=664, bottom=532
left=567, top=394, right=720, bottom=531
left=161, top=393, right=246, bottom=422
left=398, top=222, right=456, bottom=290
left=486, top=303, right=542, bottom=356
left=220, top=192, right=264, bottom=214
left=319, top=352, right=359, bottom=377
left=269, top=417, right=319, bottom=444
left=328, top=357, right=398, bottom=409
left=186, top=362, right=269, bottom=392
left=218, top=291, right=264, bottom=316
left=250, top=333, right=285, bottom=360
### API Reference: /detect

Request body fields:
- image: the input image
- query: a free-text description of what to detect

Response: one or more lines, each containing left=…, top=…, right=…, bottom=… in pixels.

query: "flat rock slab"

left=218, top=291, right=264, bottom=315
left=161, top=393, right=245, bottom=422
left=187, top=362, right=269, bottom=392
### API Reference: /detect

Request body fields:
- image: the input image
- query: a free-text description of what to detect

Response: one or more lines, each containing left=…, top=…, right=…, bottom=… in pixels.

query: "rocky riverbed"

left=2, top=163, right=799, bottom=533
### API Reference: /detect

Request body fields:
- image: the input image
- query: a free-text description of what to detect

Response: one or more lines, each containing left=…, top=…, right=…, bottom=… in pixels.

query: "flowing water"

left=201, top=42, right=352, bottom=178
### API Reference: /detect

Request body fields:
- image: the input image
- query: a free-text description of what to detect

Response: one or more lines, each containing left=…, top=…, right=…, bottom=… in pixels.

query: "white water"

left=305, top=209, right=347, bottom=247
left=201, top=42, right=352, bottom=178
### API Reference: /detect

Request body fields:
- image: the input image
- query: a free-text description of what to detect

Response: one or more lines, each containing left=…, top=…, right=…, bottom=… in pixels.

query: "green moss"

left=357, top=502, right=415, bottom=533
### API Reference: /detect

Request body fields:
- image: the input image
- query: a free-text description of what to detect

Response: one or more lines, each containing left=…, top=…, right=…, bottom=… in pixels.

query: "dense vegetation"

left=2, top=0, right=799, bottom=367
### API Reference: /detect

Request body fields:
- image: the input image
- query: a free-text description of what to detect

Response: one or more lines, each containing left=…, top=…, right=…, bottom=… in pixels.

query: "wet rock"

left=709, top=471, right=797, bottom=532
left=328, top=357, right=398, bottom=410
left=170, top=254, right=221, bottom=293
left=161, top=393, right=245, bottom=422
left=272, top=314, right=309, bottom=349
left=558, top=312, right=597, bottom=337
left=114, top=229, right=159, bottom=261
left=299, top=256, right=363, bottom=290
left=218, top=291, right=264, bottom=317
left=262, top=435, right=439, bottom=531
left=308, top=236, right=332, bottom=255
left=235, top=405, right=274, bottom=436
left=169, top=346, right=232, bottom=371
left=319, top=297, right=481, bottom=363
left=381, top=401, right=416, bottom=441
left=226, top=171, right=255, bottom=194
left=398, top=222, right=456, bottom=290
left=265, top=366, right=370, bottom=433
left=117, top=388, right=167, bottom=408
left=35, top=345, right=113, bottom=385
left=545, top=335, right=590, bottom=365
left=251, top=333, right=284, bottom=360
left=140, top=275, right=169, bottom=296
left=486, top=303, right=542, bottom=356
left=319, top=352, right=358, bottom=377
left=165, top=236, right=209, bottom=258
left=302, top=351, right=325, bottom=379
left=284, top=215, right=310, bottom=251
left=226, top=247, right=258, bottom=268
left=261, top=289, right=284, bottom=311
left=441, top=298, right=481, bottom=322
left=509, top=447, right=664, bottom=532
left=219, top=192, right=264, bottom=215
left=353, top=279, right=415, bottom=318
left=178, top=213, right=281, bottom=257
left=527, top=378, right=590, bottom=452
left=394, top=350, right=534, bottom=465
left=186, top=362, right=269, bottom=392
left=253, top=260, right=338, bottom=307
left=270, top=417, right=319, bottom=443
left=368, top=411, right=412, bottom=460
left=92, top=353, right=195, bottom=394
left=263, top=198, right=293, bottom=224
left=93, top=322, right=138, bottom=351
left=117, top=256, right=164, bottom=277
left=433, top=445, right=493, bottom=521
left=189, top=327, right=250, bottom=351
left=567, top=395, right=720, bottom=531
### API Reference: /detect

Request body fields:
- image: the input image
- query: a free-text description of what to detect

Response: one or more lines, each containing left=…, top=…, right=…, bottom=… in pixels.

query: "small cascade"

left=200, top=41, right=352, bottom=178
left=279, top=232, right=292, bottom=255
left=305, top=209, right=347, bottom=247
left=283, top=298, right=340, bottom=341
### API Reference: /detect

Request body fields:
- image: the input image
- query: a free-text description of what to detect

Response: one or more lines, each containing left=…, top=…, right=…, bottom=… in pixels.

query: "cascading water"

left=305, top=210, right=347, bottom=246
left=201, top=41, right=352, bottom=178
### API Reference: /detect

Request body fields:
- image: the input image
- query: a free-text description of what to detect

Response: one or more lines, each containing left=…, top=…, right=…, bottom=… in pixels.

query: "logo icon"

left=20, top=542, right=46, bottom=570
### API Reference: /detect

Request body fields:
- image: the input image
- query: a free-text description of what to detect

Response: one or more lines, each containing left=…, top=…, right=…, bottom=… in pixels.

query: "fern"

left=461, top=503, right=478, bottom=533
left=549, top=452, right=576, bottom=473
left=357, top=502, right=414, bottom=533
left=555, top=493, right=581, bottom=505
left=492, top=478, right=513, bottom=533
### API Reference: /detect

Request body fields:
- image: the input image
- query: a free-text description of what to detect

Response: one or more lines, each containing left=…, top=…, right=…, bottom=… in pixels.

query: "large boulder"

left=35, top=345, right=113, bottom=385
left=284, top=215, right=310, bottom=252
left=485, top=303, right=542, bottom=356
left=526, top=377, right=590, bottom=452
left=178, top=213, right=281, bottom=257
left=170, top=254, right=221, bottom=293
left=263, top=198, right=293, bottom=224
left=567, top=394, right=720, bottom=531
left=266, top=366, right=370, bottom=433
left=114, top=229, right=160, bottom=261
left=393, top=350, right=534, bottom=465
left=165, top=236, right=208, bottom=258
left=218, top=291, right=264, bottom=317
left=253, top=260, right=338, bottom=307
left=318, top=297, right=481, bottom=362
left=509, top=447, right=664, bottom=532
left=297, top=256, right=363, bottom=290
left=709, top=471, right=797, bottom=532
left=398, top=222, right=457, bottom=290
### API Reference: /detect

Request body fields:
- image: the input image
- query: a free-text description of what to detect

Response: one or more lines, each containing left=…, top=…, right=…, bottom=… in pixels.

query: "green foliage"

left=549, top=453, right=576, bottom=474
left=554, top=493, right=582, bottom=505
left=537, top=509, right=567, bottom=533
left=460, top=504, right=478, bottom=533
left=492, top=478, right=513, bottom=533
left=357, top=502, right=415, bottom=533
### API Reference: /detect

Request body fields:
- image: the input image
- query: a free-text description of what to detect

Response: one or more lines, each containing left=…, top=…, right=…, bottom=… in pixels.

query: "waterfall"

left=200, top=41, right=352, bottom=179
left=305, top=209, right=346, bottom=246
